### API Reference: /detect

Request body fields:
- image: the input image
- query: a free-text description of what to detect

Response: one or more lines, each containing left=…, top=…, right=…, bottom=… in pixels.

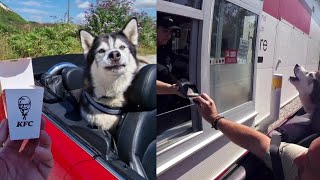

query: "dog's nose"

left=108, top=51, right=121, bottom=62
left=295, top=64, right=300, bottom=68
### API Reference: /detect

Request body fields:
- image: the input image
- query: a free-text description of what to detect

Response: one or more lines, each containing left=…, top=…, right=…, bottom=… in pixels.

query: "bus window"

left=210, top=0, right=258, bottom=113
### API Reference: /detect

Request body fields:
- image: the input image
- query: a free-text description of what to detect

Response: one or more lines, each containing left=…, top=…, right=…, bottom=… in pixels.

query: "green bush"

left=84, top=0, right=156, bottom=54
left=0, top=32, right=19, bottom=60
left=7, top=24, right=82, bottom=58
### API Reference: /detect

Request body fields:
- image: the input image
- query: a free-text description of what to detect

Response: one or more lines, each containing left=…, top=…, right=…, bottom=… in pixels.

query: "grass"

left=0, top=33, right=18, bottom=60
left=0, top=6, right=27, bottom=33
left=0, top=23, right=83, bottom=60
left=138, top=46, right=156, bottom=55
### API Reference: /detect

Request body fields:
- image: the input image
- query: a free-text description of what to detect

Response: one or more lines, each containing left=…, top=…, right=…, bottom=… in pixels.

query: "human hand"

left=192, top=93, right=219, bottom=123
left=0, top=118, right=53, bottom=180
left=157, top=80, right=184, bottom=97
left=171, top=84, right=185, bottom=97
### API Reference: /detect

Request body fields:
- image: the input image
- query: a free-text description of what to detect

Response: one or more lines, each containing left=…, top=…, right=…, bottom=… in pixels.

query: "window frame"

left=157, top=0, right=204, bottom=20
left=162, top=0, right=203, bottom=10
left=157, top=9, right=202, bottom=152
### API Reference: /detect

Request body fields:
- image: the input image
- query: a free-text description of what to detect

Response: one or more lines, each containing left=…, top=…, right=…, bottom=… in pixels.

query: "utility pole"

left=67, top=0, right=70, bottom=23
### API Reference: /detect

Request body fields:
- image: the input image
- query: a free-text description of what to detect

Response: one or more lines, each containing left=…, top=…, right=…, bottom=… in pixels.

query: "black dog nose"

left=295, top=64, right=300, bottom=68
left=108, top=51, right=121, bottom=62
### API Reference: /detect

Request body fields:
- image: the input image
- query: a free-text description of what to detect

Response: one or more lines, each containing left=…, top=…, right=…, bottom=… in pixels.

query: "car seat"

left=268, top=108, right=320, bottom=148
left=115, top=64, right=156, bottom=180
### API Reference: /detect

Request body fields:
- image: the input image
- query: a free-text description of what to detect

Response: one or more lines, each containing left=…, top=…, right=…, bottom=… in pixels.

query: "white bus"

left=156, top=0, right=320, bottom=179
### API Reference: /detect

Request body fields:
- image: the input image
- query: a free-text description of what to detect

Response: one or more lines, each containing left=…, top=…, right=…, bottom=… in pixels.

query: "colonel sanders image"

left=18, top=96, right=31, bottom=120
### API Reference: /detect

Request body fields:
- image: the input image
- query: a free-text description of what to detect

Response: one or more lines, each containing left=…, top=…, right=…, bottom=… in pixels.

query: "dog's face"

left=290, top=64, right=320, bottom=113
left=79, top=18, right=138, bottom=76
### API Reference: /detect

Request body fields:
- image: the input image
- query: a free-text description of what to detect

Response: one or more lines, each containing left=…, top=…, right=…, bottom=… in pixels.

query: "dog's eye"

left=98, top=49, right=106, bottom=53
left=119, top=45, right=126, bottom=50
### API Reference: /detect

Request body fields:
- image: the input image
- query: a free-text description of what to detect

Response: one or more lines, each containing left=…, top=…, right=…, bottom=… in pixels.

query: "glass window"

left=210, top=0, right=258, bottom=113
left=163, top=0, right=202, bottom=10
left=157, top=12, right=200, bottom=144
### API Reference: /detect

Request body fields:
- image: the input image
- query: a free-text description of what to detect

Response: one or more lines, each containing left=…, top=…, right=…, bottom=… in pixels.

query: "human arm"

left=0, top=118, right=53, bottom=180
left=193, top=93, right=270, bottom=159
left=156, top=80, right=184, bottom=97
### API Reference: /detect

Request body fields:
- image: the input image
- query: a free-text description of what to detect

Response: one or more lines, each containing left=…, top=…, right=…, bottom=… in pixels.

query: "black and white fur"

left=289, top=64, right=320, bottom=131
left=79, top=18, right=139, bottom=132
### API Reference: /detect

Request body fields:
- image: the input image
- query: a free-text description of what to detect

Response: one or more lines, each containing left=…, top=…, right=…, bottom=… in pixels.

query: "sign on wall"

left=224, top=50, right=238, bottom=64
left=238, top=38, right=249, bottom=64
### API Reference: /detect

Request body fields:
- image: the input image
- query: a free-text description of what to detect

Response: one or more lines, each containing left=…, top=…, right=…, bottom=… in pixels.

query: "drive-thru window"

left=157, top=9, right=201, bottom=149
left=210, top=0, right=258, bottom=113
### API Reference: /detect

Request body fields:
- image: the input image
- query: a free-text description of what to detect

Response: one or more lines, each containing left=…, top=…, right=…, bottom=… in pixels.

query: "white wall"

left=254, top=12, right=277, bottom=121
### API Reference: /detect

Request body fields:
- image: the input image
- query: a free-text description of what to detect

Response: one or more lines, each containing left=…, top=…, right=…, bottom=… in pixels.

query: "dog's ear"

left=122, top=18, right=138, bottom=46
left=79, top=30, right=95, bottom=54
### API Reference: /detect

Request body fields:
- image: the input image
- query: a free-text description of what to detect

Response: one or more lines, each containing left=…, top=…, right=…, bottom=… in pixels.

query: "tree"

left=84, top=0, right=156, bottom=52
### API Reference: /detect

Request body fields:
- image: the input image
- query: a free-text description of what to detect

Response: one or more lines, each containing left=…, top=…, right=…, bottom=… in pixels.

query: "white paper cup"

left=4, top=87, right=44, bottom=140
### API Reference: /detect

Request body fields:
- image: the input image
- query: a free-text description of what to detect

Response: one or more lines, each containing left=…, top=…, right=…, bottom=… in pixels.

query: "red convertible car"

left=22, top=54, right=156, bottom=180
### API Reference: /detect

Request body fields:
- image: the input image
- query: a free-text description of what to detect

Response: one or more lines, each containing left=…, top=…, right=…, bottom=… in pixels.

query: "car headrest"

left=47, top=62, right=78, bottom=76
left=41, top=62, right=82, bottom=93
left=126, top=64, right=156, bottom=111
left=61, top=67, right=84, bottom=91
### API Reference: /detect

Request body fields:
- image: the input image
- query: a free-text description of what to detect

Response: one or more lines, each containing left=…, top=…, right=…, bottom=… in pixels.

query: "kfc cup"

left=3, top=87, right=44, bottom=140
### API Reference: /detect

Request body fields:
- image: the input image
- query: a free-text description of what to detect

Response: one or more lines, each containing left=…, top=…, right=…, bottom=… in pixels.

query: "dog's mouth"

left=104, top=64, right=126, bottom=71
left=289, top=67, right=300, bottom=82
left=289, top=75, right=299, bottom=82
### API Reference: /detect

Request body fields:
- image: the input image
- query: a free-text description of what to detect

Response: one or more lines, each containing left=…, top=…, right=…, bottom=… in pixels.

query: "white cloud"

left=7, top=0, right=55, bottom=8
left=77, top=1, right=90, bottom=9
left=17, top=8, right=47, bottom=15
left=135, top=0, right=156, bottom=8
left=76, top=13, right=86, bottom=21
left=21, top=1, right=41, bottom=7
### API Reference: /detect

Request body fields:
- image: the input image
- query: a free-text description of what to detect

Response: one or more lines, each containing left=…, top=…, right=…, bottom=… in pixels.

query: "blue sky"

left=2, top=0, right=156, bottom=23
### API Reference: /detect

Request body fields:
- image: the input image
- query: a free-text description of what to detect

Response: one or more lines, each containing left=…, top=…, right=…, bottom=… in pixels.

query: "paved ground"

left=138, top=54, right=156, bottom=70
left=143, top=55, right=156, bottom=64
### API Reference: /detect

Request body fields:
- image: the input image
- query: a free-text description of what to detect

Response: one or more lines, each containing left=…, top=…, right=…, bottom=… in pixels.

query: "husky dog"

left=270, top=64, right=320, bottom=143
left=289, top=64, right=320, bottom=114
left=79, top=18, right=139, bottom=132
left=289, top=64, right=320, bottom=130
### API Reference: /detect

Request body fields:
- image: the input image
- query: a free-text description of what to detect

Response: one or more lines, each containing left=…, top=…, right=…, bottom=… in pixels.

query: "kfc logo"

left=18, top=96, right=31, bottom=120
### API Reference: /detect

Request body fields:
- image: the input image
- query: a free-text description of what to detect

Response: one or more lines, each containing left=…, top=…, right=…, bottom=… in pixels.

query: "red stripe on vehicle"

left=263, top=0, right=311, bottom=34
